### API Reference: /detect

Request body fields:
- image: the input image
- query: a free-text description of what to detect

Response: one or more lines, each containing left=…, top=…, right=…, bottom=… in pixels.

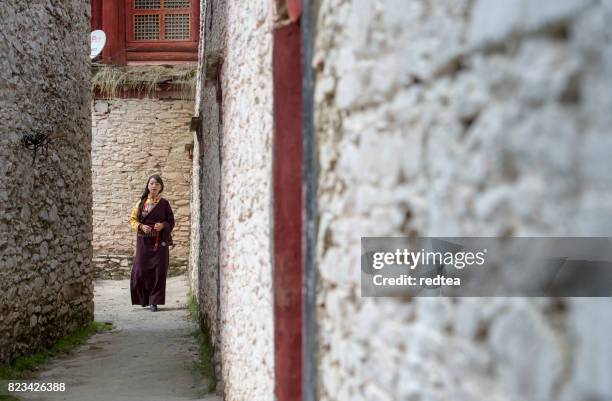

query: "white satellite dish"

left=90, top=30, right=106, bottom=59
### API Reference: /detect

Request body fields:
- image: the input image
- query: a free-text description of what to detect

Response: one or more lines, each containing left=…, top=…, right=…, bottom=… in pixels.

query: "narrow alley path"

left=18, top=275, right=219, bottom=401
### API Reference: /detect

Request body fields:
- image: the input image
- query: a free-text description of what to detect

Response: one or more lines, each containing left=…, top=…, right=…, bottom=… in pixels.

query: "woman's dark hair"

left=137, top=174, right=164, bottom=221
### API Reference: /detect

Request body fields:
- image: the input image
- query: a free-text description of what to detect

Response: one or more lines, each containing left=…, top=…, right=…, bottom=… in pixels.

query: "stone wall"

left=92, top=98, right=193, bottom=279
left=0, top=0, right=93, bottom=363
left=313, top=1, right=612, bottom=400
left=192, top=0, right=275, bottom=400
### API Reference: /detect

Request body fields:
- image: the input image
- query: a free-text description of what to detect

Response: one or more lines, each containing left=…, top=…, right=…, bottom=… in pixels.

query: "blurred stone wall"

left=92, top=98, right=193, bottom=278
left=0, top=0, right=93, bottom=363
left=191, top=0, right=275, bottom=400
left=313, top=0, right=612, bottom=400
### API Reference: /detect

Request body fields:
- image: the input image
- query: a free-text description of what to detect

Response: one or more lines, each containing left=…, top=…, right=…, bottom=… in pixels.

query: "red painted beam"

left=126, top=51, right=198, bottom=61
left=91, top=0, right=103, bottom=30
left=125, top=42, right=198, bottom=52
left=287, top=0, right=302, bottom=22
left=191, top=0, right=200, bottom=42
left=273, top=22, right=303, bottom=401
left=93, top=84, right=188, bottom=99
left=102, top=0, right=126, bottom=65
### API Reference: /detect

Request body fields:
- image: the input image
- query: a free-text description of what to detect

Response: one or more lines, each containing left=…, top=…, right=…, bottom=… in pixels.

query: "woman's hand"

left=153, top=223, right=165, bottom=232
left=141, top=224, right=152, bottom=234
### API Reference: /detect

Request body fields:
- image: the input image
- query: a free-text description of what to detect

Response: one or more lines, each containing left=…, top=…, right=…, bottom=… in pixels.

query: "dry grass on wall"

left=92, top=64, right=197, bottom=99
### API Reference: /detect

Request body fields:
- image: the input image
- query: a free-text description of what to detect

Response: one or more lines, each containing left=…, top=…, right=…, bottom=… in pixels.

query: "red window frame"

left=125, top=0, right=199, bottom=54
left=96, top=0, right=199, bottom=65
left=123, top=0, right=200, bottom=63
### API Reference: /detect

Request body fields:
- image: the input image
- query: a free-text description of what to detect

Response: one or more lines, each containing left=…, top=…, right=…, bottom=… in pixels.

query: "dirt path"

left=18, top=275, right=220, bottom=401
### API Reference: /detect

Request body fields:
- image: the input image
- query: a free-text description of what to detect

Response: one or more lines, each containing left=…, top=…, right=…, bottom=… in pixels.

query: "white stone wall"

left=314, top=1, right=612, bottom=400
left=219, top=2, right=275, bottom=400
left=188, top=121, right=202, bottom=297
left=192, top=0, right=275, bottom=400
left=92, top=98, right=194, bottom=278
left=0, top=0, right=93, bottom=363
left=188, top=0, right=206, bottom=299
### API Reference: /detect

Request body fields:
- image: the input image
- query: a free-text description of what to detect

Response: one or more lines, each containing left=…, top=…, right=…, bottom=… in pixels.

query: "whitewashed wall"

left=314, top=1, right=612, bottom=400
left=192, top=1, right=275, bottom=400
left=218, top=2, right=275, bottom=400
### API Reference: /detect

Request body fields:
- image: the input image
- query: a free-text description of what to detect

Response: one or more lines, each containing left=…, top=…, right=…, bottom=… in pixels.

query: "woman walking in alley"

left=129, top=174, right=175, bottom=312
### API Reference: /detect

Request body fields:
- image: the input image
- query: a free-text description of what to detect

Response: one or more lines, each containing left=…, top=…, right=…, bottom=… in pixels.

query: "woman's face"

left=148, top=178, right=162, bottom=197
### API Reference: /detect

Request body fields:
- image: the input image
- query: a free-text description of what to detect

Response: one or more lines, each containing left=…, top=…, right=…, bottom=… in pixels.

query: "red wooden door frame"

left=273, top=19, right=303, bottom=401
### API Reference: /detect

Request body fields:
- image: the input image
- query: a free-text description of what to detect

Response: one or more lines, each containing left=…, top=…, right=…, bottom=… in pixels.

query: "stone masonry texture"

left=92, top=98, right=193, bottom=279
left=314, top=0, right=612, bottom=400
left=191, top=1, right=275, bottom=400
left=0, top=0, right=93, bottom=363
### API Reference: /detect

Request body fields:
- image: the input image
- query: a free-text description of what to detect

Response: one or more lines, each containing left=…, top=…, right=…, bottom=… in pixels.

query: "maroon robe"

left=130, top=198, right=175, bottom=306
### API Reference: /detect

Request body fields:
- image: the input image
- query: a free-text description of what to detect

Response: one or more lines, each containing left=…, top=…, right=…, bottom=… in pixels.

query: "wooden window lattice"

left=134, top=0, right=161, bottom=9
left=164, top=14, right=190, bottom=40
left=130, top=0, right=195, bottom=42
left=134, top=14, right=160, bottom=40
left=163, top=0, right=190, bottom=8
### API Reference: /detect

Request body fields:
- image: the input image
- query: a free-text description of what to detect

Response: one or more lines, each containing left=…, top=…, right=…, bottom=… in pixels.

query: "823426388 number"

left=8, top=382, right=66, bottom=392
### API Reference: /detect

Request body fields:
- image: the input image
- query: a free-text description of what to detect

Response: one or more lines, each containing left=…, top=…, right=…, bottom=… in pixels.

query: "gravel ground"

left=16, top=275, right=220, bottom=401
